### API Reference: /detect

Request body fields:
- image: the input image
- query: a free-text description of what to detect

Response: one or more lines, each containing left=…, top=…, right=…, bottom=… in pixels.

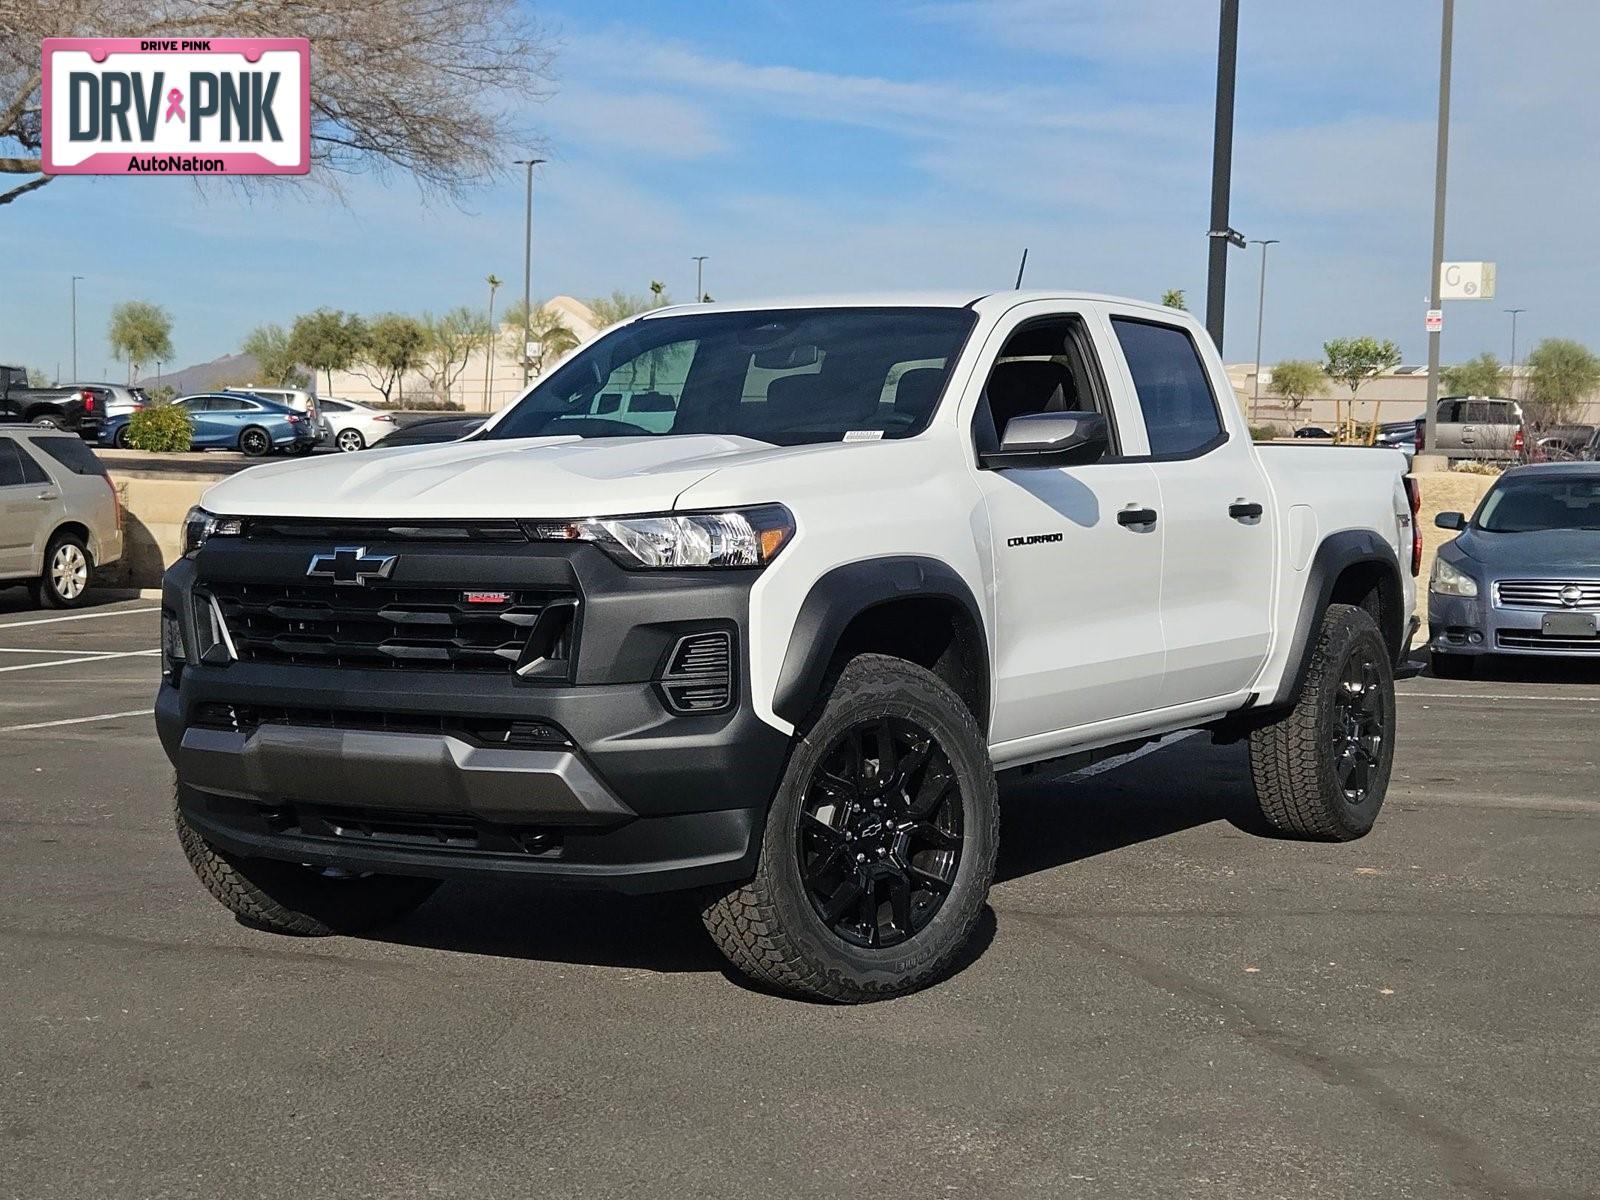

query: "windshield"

left=1476, top=475, right=1600, bottom=532
left=486, top=307, right=976, bottom=445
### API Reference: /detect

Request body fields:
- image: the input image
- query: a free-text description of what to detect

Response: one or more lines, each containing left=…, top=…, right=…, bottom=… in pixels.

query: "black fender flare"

left=771, top=556, right=988, bottom=726
left=1271, top=529, right=1405, bottom=708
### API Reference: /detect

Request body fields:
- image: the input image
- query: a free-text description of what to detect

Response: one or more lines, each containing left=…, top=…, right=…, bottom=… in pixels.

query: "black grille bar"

left=204, top=581, right=575, bottom=674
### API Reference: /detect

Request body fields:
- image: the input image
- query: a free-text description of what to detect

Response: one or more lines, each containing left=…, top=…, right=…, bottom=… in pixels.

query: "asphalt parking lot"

left=2, top=594, right=1596, bottom=1199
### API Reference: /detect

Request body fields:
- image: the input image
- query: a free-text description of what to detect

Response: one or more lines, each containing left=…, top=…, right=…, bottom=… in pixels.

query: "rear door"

left=1101, top=310, right=1275, bottom=709
left=0, top=436, right=58, bottom=577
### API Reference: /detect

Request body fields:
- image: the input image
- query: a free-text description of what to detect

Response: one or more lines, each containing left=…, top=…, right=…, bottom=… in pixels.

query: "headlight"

left=182, top=507, right=243, bottom=556
left=528, top=505, right=795, bottom=568
left=1429, top=556, right=1478, bottom=597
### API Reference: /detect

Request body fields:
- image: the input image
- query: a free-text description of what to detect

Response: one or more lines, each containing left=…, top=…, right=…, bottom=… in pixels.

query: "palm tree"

left=484, top=274, right=502, bottom=411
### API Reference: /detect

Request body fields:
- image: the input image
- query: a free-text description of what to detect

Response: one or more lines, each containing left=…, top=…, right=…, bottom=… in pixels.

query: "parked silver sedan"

left=1429, top=463, right=1600, bottom=676
left=0, top=429, right=123, bottom=607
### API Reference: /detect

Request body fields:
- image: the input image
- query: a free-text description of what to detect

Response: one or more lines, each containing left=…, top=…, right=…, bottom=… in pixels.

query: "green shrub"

left=125, top=403, right=194, bottom=452
left=1249, top=423, right=1286, bottom=441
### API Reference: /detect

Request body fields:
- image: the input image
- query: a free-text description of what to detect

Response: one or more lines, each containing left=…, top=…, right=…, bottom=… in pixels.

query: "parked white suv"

left=160, top=292, right=1418, bottom=1000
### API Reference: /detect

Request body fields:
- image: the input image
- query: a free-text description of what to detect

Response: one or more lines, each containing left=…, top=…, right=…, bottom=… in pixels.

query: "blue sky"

left=6, top=0, right=1597, bottom=379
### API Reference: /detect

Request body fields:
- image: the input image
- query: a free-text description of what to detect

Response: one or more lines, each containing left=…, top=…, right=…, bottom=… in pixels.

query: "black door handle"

left=1229, top=501, right=1263, bottom=520
left=1117, top=507, right=1158, bottom=527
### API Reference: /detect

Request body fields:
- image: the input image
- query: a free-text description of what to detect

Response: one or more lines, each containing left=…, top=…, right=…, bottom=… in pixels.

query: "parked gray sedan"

left=1429, top=463, right=1600, bottom=676
left=0, top=429, right=122, bottom=607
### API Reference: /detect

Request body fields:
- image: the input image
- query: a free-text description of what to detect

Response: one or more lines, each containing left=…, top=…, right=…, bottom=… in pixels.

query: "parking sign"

left=42, top=38, right=310, bottom=176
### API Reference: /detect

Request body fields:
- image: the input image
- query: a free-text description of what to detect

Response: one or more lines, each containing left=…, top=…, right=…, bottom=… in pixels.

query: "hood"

left=199, top=434, right=778, bottom=519
left=1453, top=527, right=1600, bottom=572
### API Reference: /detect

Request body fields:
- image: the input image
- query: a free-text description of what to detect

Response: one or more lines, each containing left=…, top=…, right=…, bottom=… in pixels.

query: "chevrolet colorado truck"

left=160, top=293, right=1418, bottom=1001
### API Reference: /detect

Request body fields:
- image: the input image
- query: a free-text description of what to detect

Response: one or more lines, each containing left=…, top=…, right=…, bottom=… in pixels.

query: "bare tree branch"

left=0, top=173, right=51, bottom=204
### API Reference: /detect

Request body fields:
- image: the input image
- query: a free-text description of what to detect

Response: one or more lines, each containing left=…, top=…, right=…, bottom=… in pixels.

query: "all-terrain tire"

left=1248, top=603, right=1396, bottom=841
left=175, top=796, right=439, bottom=935
left=701, top=654, right=999, bottom=1002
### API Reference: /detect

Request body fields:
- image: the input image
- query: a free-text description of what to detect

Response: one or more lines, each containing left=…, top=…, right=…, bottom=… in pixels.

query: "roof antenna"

left=1014, top=247, right=1029, bottom=289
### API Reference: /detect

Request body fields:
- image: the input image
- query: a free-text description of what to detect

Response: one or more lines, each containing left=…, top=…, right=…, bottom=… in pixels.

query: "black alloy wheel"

left=797, top=716, right=963, bottom=949
left=1332, top=655, right=1387, bottom=805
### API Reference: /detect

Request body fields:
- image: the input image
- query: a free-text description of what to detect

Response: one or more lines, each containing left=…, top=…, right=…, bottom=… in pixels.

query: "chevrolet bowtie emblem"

left=306, top=546, right=396, bottom=586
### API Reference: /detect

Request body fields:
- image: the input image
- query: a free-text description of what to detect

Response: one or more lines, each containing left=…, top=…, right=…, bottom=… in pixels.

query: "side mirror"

left=981, top=411, right=1109, bottom=470
left=1435, top=511, right=1466, bottom=530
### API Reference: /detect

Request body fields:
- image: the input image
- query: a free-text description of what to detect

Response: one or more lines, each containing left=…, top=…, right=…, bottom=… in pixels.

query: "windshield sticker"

left=843, top=430, right=884, bottom=442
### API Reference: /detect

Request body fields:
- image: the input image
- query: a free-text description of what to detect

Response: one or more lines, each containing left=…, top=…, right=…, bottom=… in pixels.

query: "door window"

left=0, top=438, right=26, bottom=487
left=1111, top=318, right=1224, bottom=457
left=974, top=315, right=1113, bottom=453
left=13, top=442, right=50, bottom=484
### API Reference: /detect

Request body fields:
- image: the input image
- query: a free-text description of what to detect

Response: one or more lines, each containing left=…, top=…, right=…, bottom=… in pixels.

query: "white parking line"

left=0, top=709, right=153, bottom=734
left=0, top=649, right=160, bottom=673
left=1397, top=690, right=1600, bottom=702
left=0, top=647, right=121, bottom=655
left=0, top=607, right=159, bottom=630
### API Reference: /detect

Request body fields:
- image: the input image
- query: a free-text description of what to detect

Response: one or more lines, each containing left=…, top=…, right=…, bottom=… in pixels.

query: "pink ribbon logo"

left=164, top=88, right=185, bottom=123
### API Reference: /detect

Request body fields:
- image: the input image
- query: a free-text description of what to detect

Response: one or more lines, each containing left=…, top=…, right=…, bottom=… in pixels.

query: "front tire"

left=335, top=428, right=366, bottom=452
left=1248, top=603, right=1396, bottom=841
left=175, top=798, right=439, bottom=935
left=701, top=654, right=998, bottom=1002
left=30, top=532, right=92, bottom=609
left=238, top=426, right=271, bottom=457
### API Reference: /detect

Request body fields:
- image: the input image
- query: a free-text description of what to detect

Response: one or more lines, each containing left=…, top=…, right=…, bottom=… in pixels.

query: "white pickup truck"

left=159, top=292, right=1419, bottom=1001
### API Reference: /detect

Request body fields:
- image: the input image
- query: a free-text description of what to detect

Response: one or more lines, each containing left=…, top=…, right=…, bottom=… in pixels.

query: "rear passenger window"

left=33, top=436, right=108, bottom=477
left=1111, top=318, right=1224, bottom=457
left=0, top=438, right=25, bottom=487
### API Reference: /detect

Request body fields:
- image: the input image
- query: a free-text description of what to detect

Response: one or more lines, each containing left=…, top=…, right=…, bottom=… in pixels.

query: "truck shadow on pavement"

left=364, top=742, right=1257, bottom=989
left=993, top=739, right=1266, bottom=884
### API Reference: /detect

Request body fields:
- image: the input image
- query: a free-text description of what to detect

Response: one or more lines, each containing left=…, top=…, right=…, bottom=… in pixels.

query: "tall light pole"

left=513, top=158, right=547, bottom=386
left=1248, top=239, right=1279, bottom=420
left=484, top=274, right=502, bottom=412
left=70, top=275, right=84, bottom=381
left=1204, top=0, right=1244, bottom=352
left=692, top=255, right=708, bottom=303
left=1503, top=307, right=1525, bottom=398
left=1423, top=0, right=1455, bottom=456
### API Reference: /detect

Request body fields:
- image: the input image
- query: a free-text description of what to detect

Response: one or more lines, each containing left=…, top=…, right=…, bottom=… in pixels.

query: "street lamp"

left=1204, top=0, right=1242, bottom=351
left=693, top=255, right=708, bottom=303
left=70, top=275, right=84, bottom=382
left=1503, top=308, right=1526, bottom=398
left=1423, top=0, right=1455, bottom=456
left=1248, top=239, right=1279, bottom=421
left=513, top=157, right=548, bottom=386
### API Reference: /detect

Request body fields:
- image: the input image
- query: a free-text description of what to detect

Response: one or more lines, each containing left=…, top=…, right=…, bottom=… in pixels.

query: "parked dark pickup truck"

left=1, top=366, right=104, bottom=438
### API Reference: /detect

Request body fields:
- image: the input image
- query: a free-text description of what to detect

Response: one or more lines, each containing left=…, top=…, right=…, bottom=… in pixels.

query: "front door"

left=969, top=304, right=1166, bottom=745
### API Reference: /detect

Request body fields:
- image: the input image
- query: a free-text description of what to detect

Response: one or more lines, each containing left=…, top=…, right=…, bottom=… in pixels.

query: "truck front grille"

left=203, top=581, right=576, bottom=673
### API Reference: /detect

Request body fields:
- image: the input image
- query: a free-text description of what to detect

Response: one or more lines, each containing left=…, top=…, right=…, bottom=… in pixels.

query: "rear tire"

left=29, top=412, right=64, bottom=429
left=29, top=532, right=92, bottom=609
left=175, top=798, right=440, bottom=936
left=1430, top=650, right=1477, bottom=679
left=336, top=428, right=366, bottom=452
left=113, top=425, right=133, bottom=449
left=701, top=654, right=998, bottom=1002
left=238, top=426, right=271, bottom=457
left=1247, top=603, right=1395, bottom=841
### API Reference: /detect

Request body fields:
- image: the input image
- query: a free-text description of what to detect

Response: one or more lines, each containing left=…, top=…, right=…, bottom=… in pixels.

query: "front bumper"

left=1428, top=589, right=1600, bottom=657
left=159, top=544, right=791, bottom=893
